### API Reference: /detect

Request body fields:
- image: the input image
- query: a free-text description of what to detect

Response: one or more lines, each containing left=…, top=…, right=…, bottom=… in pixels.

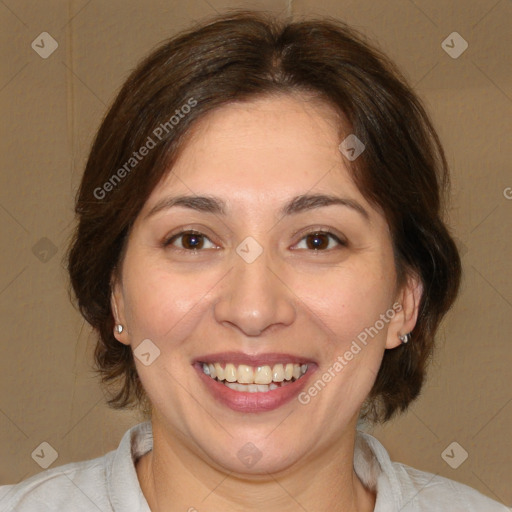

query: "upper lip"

left=194, top=351, right=316, bottom=367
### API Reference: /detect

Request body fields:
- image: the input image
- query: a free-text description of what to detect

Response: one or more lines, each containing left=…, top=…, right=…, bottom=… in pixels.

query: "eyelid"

left=161, top=226, right=347, bottom=252
left=162, top=228, right=219, bottom=250
left=290, top=227, right=348, bottom=249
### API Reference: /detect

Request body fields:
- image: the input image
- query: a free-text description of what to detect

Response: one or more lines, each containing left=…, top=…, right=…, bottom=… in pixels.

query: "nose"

left=213, top=250, right=296, bottom=336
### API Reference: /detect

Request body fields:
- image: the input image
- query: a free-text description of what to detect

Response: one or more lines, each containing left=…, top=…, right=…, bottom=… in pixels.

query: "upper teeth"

left=202, top=362, right=308, bottom=384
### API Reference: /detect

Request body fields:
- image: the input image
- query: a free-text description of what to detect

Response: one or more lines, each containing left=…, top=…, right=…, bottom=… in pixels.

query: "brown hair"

left=68, top=10, right=461, bottom=423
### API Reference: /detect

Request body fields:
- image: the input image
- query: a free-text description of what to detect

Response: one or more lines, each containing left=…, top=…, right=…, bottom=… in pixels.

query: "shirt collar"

left=355, top=430, right=410, bottom=511
left=108, top=421, right=153, bottom=512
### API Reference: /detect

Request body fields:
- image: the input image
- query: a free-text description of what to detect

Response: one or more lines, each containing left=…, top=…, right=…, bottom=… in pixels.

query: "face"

left=112, top=94, right=419, bottom=475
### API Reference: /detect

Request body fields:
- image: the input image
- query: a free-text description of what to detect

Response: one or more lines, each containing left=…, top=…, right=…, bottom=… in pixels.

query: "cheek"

left=122, top=259, right=219, bottom=345
left=295, top=257, right=395, bottom=346
left=120, top=261, right=221, bottom=410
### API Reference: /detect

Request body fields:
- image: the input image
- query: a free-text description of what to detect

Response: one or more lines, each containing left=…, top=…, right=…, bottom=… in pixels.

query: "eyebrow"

left=146, top=193, right=370, bottom=221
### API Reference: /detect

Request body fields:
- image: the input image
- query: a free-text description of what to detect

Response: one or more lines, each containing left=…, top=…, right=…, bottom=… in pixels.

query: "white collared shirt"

left=0, top=421, right=508, bottom=511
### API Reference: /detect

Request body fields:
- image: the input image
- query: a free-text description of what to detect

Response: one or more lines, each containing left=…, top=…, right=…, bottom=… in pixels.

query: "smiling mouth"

left=201, top=362, right=309, bottom=393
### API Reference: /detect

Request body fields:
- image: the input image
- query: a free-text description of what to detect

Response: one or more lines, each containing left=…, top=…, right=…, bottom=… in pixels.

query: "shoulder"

left=0, top=452, right=115, bottom=512
left=0, top=421, right=152, bottom=512
left=392, top=461, right=509, bottom=512
left=356, top=432, right=509, bottom=512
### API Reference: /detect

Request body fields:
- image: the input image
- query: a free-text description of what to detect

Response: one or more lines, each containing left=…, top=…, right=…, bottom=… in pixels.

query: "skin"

left=112, top=94, right=422, bottom=512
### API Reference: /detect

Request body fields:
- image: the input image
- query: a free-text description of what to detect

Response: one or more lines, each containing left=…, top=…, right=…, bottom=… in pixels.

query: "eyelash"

left=162, top=229, right=347, bottom=253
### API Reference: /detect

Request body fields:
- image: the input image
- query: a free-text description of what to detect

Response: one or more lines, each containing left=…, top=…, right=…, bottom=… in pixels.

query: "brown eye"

left=164, top=231, right=216, bottom=251
left=181, top=232, right=204, bottom=250
left=305, top=232, right=330, bottom=250
left=294, top=231, right=346, bottom=251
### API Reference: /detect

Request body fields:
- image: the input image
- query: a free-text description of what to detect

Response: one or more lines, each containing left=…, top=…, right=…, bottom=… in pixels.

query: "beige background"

left=0, top=0, right=510, bottom=507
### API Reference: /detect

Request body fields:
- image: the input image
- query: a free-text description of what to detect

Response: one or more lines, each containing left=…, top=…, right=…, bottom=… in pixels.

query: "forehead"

left=143, top=94, right=368, bottom=212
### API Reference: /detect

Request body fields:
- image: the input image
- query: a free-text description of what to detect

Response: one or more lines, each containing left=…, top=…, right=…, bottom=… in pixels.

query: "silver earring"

left=115, top=324, right=124, bottom=334
left=399, top=333, right=410, bottom=344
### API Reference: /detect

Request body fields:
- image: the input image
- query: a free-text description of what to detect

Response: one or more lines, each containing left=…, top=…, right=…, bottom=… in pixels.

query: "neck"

left=136, top=417, right=376, bottom=512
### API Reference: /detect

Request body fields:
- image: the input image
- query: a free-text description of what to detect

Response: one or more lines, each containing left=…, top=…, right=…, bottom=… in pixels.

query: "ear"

left=385, top=273, right=423, bottom=350
left=111, top=271, right=130, bottom=346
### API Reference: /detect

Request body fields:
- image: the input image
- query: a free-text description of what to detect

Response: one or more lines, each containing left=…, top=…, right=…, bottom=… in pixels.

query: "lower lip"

left=194, top=364, right=316, bottom=413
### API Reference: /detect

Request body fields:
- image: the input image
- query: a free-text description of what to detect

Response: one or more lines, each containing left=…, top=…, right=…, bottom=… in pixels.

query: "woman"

left=0, top=11, right=507, bottom=512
